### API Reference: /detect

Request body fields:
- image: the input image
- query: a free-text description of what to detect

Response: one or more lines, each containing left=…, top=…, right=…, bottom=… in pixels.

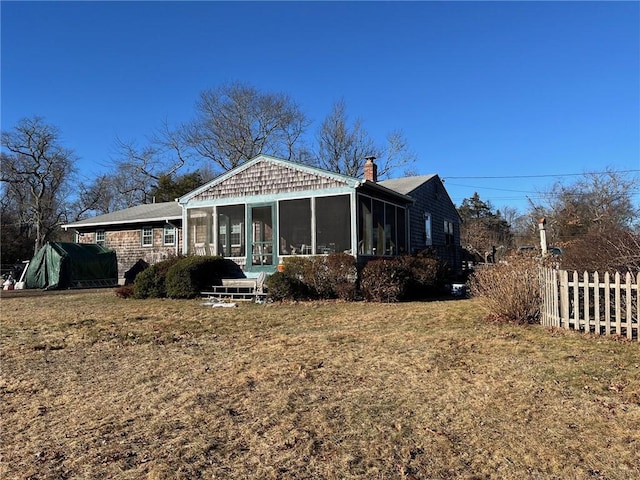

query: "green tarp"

left=25, top=242, right=118, bottom=290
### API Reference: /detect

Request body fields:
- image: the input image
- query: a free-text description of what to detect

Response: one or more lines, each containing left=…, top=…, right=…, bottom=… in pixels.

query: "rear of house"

left=179, top=155, right=462, bottom=274
left=63, top=155, right=462, bottom=283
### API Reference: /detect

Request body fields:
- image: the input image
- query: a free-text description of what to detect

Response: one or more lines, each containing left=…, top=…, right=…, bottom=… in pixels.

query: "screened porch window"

left=357, top=194, right=407, bottom=256
left=316, top=195, right=351, bottom=254
left=358, top=196, right=373, bottom=255
left=187, top=207, right=214, bottom=255
left=218, top=205, right=245, bottom=257
left=278, top=199, right=311, bottom=255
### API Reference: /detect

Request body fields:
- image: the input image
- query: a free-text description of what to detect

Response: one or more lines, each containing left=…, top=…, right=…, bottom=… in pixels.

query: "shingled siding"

left=406, top=179, right=462, bottom=272
left=78, top=227, right=182, bottom=282
left=191, top=160, right=349, bottom=201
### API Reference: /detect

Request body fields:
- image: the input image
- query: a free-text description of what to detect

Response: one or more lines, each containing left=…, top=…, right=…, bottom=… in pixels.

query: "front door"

left=248, top=204, right=276, bottom=271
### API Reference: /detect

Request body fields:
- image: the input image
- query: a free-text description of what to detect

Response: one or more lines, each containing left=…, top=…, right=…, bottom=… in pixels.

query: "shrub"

left=114, top=284, right=134, bottom=299
left=265, top=271, right=306, bottom=302
left=360, top=258, right=411, bottom=303
left=560, top=226, right=640, bottom=274
left=165, top=256, right=229, bottom=299
left=468, top=253, right=541, bottom=324
left=401, top=252, right=449, bottom=300
left=133, top=256, right=184, bottom=299
left=279, top=253, right=358, bottom=300
left=324, top=253, right=358, bottom=301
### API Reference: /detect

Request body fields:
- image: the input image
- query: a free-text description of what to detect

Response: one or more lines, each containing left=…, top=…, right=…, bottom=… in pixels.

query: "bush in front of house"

left=359, top=257, right=412, bottom=303
left=324, top=253, right=358, bottom=301
left=277, top=253, right=358, bottom=300
left=468, top=253, right=541, bottom=324
left=400, top=251, right=449, bottom=300
left=265, top=271, right=307, bottom=302
left=165, top=255, right=229, bottom=299
left=133, top=255, right=184, bottom=299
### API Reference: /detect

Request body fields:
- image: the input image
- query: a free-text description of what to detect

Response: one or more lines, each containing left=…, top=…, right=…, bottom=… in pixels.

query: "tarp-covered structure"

left=25, top=242, right=118, bottom=290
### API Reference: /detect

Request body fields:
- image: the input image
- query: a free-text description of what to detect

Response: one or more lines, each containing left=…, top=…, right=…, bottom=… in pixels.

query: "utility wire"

left=442, top=169, right=640, bottom=180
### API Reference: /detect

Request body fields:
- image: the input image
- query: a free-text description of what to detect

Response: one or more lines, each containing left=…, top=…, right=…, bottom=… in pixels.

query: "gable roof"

left=378, top=174, right=438, bottom=195
left=179, top=154, right=421, bottom=204
left=179, top=154, right=363, bottom=203
left=63, top=202, right=182, bottom=229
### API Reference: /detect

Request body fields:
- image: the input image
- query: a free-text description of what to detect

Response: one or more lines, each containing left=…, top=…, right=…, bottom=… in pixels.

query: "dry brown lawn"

left=1, top=290, right=639, bottom=479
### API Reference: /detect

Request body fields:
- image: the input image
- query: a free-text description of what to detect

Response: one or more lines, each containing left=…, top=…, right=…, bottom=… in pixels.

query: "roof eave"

left=63, top=215, right=182, bottom=230
left=360, top=179, right=415, bottom=203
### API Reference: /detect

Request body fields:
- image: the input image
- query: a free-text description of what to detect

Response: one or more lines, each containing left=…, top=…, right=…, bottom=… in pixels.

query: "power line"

left=442, top=169, right=640, bottom=180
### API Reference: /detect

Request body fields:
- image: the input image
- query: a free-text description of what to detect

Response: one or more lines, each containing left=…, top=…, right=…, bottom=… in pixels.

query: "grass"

left=1, top=290, right=639, bottom=479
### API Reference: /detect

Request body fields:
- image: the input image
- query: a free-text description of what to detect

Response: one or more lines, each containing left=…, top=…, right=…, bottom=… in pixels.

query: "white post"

left=538, top=217, right=548, bottom=255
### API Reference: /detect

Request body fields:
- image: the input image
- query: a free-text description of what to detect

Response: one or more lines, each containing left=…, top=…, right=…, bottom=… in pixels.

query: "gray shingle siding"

left=399, top=176, right=462, bottom=272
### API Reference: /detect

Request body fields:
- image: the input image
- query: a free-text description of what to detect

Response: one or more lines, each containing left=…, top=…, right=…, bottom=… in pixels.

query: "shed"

left=24, top=242, right=118, bottom=290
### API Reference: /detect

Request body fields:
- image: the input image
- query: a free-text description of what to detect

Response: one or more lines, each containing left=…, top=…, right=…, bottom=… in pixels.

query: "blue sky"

left=2, top=1, right=639, bottom=213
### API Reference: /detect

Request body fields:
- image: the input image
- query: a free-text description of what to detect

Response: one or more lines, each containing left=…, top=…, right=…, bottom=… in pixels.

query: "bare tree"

left=107, top=120, right=194, bottom=208
left=185, top=82, right=310, bottom=171
left=315, top=100, right=415, bottom=178
left=70, top=174, right=117, bottom=219
left=529, top=169, right=639, bottom=243
left=1, top=117, right=76, bottom=254
left=316, top=100, right=374, bottom=177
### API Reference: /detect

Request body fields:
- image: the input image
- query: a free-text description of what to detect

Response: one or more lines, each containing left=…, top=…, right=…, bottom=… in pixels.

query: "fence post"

left=552, top=268, right=559, bottom=327
left=560, top=270, right=570, bottom=329
left=626, top=272, right=633, bottom=340
left=604, top=272, right=611, bottom=335
left=573, top=271, right=580, bottom=331
left=583, top=271, right=590, bottom=333
left=636, top=272, right=640, bottom=342
left=593, top=271, right=600, bottom=335
left=615, top=272, right=622, bottom=336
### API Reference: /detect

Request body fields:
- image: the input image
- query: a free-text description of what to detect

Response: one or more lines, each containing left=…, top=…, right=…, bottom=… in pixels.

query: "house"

left=64, top=154, right=462, bottom=282
left=178, top=154, right=461, bottom=273
left=63, top=202, right=182, bottom=281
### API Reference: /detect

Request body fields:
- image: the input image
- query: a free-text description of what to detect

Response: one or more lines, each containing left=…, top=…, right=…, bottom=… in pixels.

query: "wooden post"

left=538, top=217, right=548, bottom=255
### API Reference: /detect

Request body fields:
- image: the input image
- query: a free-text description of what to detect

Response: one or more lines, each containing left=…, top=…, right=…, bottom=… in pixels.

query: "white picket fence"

left=540, top=268, right=640, bottom=340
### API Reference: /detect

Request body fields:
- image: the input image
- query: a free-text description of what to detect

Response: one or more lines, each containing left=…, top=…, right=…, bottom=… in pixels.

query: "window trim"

left=95, top=229, right=106, bottom=246
left=424, top=213, right=432, bottom=246
left=141, top=226, right=154, bottom=247
left=444, top=219, right=455, bottom=246
left=163, top=224, right=176, bottom=246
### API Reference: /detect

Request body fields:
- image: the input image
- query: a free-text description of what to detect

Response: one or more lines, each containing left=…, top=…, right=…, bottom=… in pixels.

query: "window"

left=142, top=227, right=153, bottom=247
left=315, top=195, right=351, bottom=254
left=397, top=207, right=407, bottom=254
left=357, top=194, right=406, bottom=256
left=217, top=205, right=245, bottom=257
left=424, top=213, right=432, bottom=246
left=278, top=199, right=311, bottom=255
left=358, top=196, right=373, bottom=254
left=95, top=230, right=105, bottom=246
left=163, top=225, right=176, bottom=246
left=385, top=203, right=396, bottom=255
left=444, top=220, right=455, bottom=246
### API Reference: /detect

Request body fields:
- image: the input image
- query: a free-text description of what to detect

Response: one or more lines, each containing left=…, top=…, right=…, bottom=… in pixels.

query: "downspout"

left=166, top=220, right=180, bottom=256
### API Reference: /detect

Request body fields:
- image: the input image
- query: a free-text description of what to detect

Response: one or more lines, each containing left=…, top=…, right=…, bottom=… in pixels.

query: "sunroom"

left=179, top=155, right=413, bottom=273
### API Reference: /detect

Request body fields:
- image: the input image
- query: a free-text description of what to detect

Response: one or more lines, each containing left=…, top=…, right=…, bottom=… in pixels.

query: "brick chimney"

left=364, top=156, right=378, bottom=182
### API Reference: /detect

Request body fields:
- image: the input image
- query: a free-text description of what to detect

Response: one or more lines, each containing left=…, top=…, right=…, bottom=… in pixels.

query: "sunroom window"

left=218, top=205, right=245, bottom=257
left=278, top=199, right=311, bottom=255
left=315, top=195, right=351, bottom=254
